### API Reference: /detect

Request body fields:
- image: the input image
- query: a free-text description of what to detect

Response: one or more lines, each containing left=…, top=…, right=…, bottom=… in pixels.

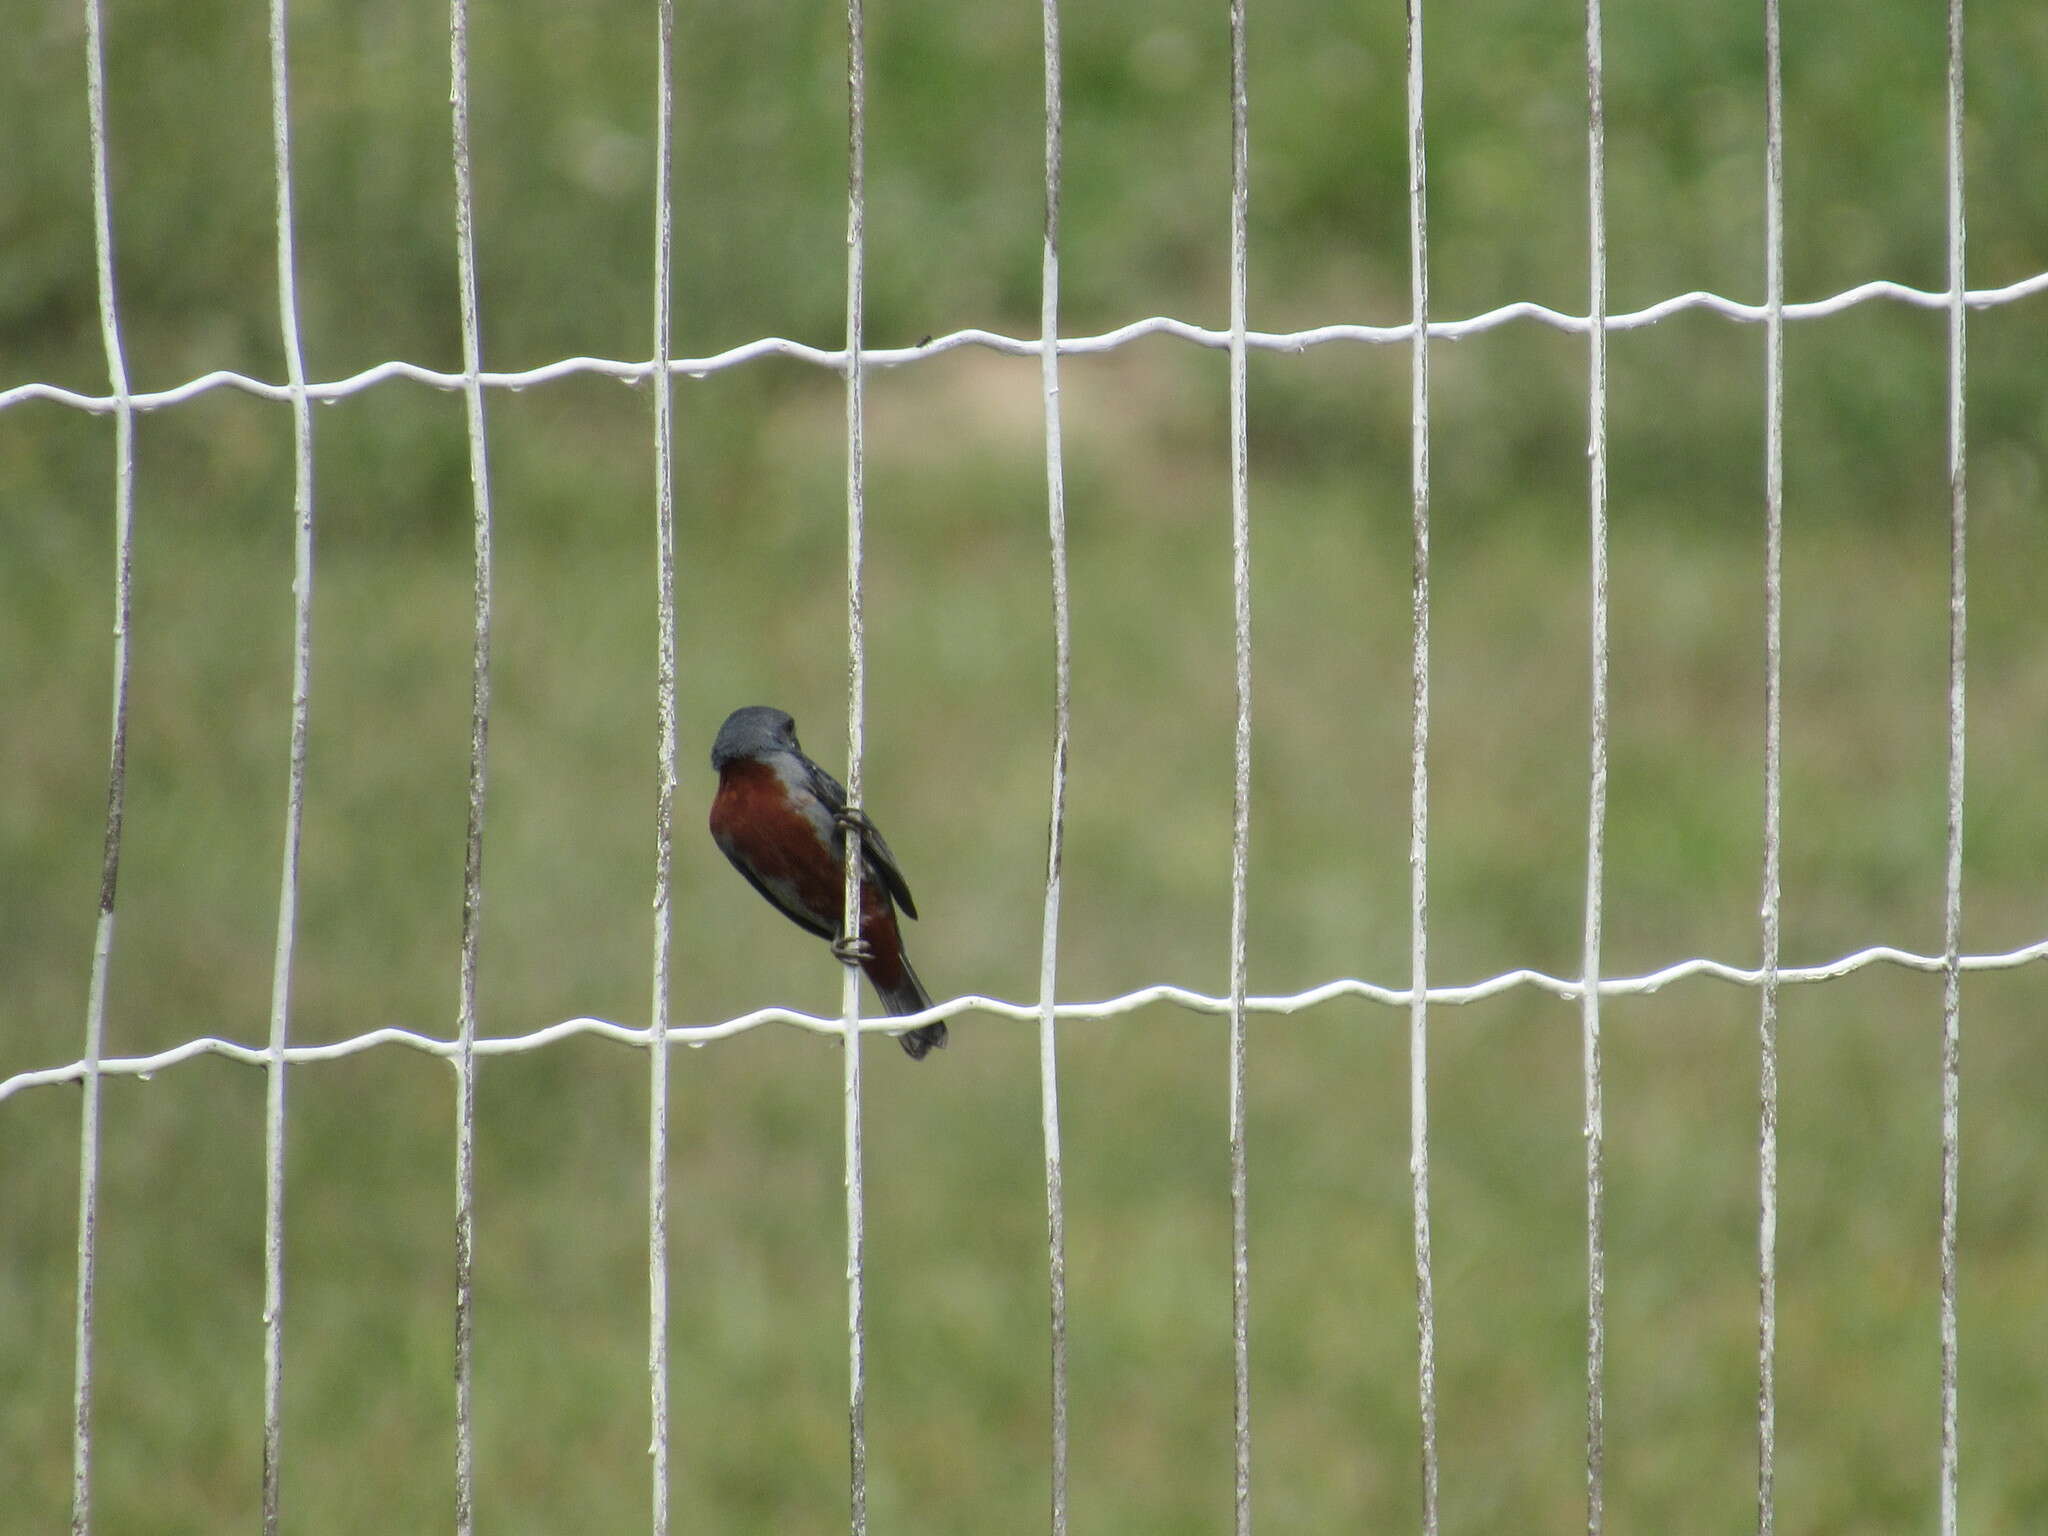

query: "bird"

left=708, top=705, right=946, bottom=1059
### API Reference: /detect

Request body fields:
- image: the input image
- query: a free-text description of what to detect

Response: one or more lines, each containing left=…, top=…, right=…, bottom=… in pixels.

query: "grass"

left=5, top=0, right=2046, bottom=1530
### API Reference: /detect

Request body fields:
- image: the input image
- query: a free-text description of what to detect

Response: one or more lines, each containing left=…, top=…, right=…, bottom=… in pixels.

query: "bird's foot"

left=831, top=932, right=874, bottom=966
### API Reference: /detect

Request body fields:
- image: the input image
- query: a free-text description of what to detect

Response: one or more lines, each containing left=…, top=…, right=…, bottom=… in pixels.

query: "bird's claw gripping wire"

left=829, top=806, right=875, bottom=965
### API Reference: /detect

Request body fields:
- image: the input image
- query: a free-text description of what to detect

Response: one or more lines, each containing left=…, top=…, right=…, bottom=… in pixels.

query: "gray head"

left=711, top=706, right=800, bottom=771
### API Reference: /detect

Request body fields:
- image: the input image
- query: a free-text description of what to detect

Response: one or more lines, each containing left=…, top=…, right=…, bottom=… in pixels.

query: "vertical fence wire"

left=1224, top=3, right=1255, bottom=1533
left=447, top=0, right=495, bottom=1527
left=646, top=0, right=680, bottom=1529
left=1401, top=2, right=1440, bottom=1530
left=261, top=1, right=317, bottom=1528
left=1936, top=2, right=1967, bottom=1531
left=840, top=1, right=871, bottom=1530
left=1579, top=0, right=1612, bottom=1530
left=1754, top=0, right=1786, bottom=1529
left=73, top=2, right=134, bottom=1529
left=1036, top=1, right=1074, bottom=1530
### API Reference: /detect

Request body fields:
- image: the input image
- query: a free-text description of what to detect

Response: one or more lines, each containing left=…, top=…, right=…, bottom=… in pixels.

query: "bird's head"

left=711, top=705, right=800, bottom=771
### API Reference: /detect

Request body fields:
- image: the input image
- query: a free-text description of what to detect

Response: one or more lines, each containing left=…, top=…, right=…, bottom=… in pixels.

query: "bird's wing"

left=802, top=757, right=920, bottom=922
left=807, top=758, right=850, bottom=815
left=853, top=811, right=919, bottom=922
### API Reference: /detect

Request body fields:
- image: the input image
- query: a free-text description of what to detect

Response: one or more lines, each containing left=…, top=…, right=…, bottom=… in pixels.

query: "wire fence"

left=7, top=0, right=2045, bottom=1532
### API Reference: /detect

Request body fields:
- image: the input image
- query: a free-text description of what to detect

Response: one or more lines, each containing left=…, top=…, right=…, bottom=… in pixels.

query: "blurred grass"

left=3, top=0, right=2046, bottom=1530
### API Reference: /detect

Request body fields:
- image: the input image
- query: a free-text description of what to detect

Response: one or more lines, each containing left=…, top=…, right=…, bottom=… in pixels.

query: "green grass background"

left=4, top=0, right=2046, bottom=1530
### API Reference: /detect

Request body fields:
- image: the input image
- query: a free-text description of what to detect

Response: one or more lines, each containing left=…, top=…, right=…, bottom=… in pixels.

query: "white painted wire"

left=1580, top=0, right=1611, bottom=1529
left=1402, top=2, right=1441, bottom=1531
left=447, top=0, right=495, bottom=1527
left=840, top=1, right=871, bottom=1528
left=1224, top=2, right=1255, bottom=1531
left=1036, top=0, right=1073, bottom=1529
left=261, top=1, right=317, bottom=1529
left=9, top=940, right=2045, bottom=1104
left=646, top=0, right=679, bottom=1528
left=1937, top=2, right=1968, bottom=1531
left=1755, top=0, right=1786, bottom=1528
left=8, top=276, right=2044, bottom=418
left=73, top=1, right=133, bottom=1529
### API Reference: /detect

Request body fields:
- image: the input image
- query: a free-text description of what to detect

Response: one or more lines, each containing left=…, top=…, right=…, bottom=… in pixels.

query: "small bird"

left=708, top=705, right=946, bottom=1059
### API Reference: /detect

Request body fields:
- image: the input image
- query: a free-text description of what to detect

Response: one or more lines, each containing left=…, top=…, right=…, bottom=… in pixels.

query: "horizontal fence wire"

left=4, top=275, right=2046, bottom=417
left=8, top=939, right=2044, bottom=1105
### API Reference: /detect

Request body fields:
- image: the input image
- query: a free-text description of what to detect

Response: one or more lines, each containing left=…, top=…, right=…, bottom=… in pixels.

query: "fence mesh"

left=5, top=0, right=2043, bottom=1533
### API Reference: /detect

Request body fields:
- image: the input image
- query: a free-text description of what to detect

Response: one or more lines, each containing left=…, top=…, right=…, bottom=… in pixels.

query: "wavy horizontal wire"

left=3, top=272, right=2043, bottom=417
left=5, top=935, right=2042, bottom=1103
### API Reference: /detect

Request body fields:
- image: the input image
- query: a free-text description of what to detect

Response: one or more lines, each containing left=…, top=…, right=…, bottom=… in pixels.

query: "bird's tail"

left=877, top=955, right=946, bottom=1060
